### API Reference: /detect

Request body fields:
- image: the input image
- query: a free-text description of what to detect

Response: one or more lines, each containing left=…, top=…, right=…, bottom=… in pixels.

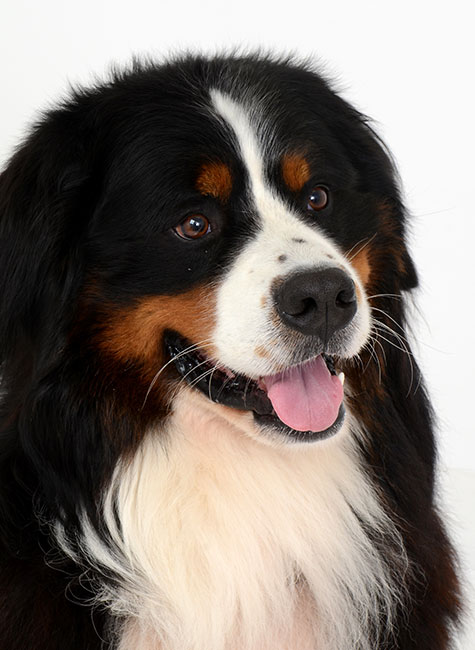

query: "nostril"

left=279, top=285, right=318, bottom=318
left=336, top=287, right=356, bottom=307
left=285, top=296, right=316, bottom=318
left=301, top=297, right=317, bottom=313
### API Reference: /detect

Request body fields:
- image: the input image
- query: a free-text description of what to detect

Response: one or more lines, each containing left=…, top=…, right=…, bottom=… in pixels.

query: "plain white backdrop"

left=1, top=0, right=474, bottom=645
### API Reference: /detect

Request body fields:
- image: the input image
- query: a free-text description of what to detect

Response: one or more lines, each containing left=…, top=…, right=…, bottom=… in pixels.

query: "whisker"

left=345, top=236, right=370, bottom=261
left=188, top=365, right=221, bottom=391
left=208, top=364, right=220, bottom=402
left=165, top=364, right=220, bottom=411
left=372, top=305, right=450, bottom=355
left=361, top=337, right=382, bottom=382
left=369, top=335, right=385, bottom=383
left=215, top=373, right=236, bottom=402
left=372, top=321, right=413, bottom=356
left=352, top=352, right=363, bottom=370
left=370, top=306, right=407, bottom=337
left=141, top=338, right=214, bottom=410
left=371, top=325, right=415, bottom=396
left=346, top=233, right=377, bottom=263
left=182, top=358, right=215, bottom=383
left=367, top=293, right=402, bottom=302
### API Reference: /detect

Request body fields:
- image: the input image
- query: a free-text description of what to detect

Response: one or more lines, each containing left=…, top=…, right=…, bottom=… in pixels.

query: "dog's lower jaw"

left=70, top=387, right=405, bottom=650
left=168, top=384, right=348, bottom=448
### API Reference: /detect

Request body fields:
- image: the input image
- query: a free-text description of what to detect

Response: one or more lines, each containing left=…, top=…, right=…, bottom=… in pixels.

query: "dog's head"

left=0, top=55, right=417, bottom=452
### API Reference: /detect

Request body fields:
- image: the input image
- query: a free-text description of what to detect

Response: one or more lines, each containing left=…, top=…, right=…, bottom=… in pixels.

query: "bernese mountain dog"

left=0, top=54, right=461, bottom=649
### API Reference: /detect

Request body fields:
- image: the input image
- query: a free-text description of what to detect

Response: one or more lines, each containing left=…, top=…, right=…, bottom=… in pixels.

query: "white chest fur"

left=76, top=389, right=404, bottom=650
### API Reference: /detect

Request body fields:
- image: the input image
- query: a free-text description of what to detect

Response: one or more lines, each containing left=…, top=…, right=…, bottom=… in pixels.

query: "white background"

left=1, top=0, right=474, bottom=645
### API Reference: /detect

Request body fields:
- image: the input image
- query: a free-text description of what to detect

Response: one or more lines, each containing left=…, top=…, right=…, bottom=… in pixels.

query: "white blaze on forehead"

left=211, top=89, right=295, bottom=228
left=211, top=89, right=325, bottom=242
left=209, top=90, right=370, bottom=377
left=210, top=89, right=268, bottom=201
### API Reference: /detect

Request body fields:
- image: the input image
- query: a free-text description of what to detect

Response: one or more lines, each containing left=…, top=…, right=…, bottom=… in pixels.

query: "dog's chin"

left=164, top=331, right=347, bottom=444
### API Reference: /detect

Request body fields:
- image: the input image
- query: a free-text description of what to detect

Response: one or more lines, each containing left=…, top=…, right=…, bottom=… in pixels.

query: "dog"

left=0, top=54, right=461, bottom=649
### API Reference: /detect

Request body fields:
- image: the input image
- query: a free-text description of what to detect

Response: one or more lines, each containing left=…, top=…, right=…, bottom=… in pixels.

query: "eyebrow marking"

left=281, top=153, right=311, bottom=192
left=196, top=161, right=232, bottom=201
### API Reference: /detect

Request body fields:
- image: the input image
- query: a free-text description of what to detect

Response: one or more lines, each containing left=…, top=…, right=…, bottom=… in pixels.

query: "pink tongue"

left=263, top=356, right=343, bottom=432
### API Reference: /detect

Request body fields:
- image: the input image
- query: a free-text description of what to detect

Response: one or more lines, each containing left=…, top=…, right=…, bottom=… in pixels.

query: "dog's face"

left=76, top=58, right=418, bottom=444
left=1, top=55, right=417, bottom=447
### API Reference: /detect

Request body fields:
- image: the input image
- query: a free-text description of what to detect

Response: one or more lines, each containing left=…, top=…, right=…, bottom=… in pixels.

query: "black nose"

left=274, top=268, right=357, bottom=341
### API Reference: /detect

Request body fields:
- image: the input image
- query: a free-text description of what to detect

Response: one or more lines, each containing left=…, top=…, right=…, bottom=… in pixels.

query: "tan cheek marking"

left=98, top=285, right=217, bottom=374
left=196, top=161, right=232, bottom=201
left=281, top=153, right=311, bottom=192
left=349, top=247, right=372, bottom=288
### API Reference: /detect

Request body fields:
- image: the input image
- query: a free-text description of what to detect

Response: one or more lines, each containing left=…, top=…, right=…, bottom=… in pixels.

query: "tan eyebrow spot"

left=196, top=161, right=232, bottom=201
left=281, top=153, right=311, bottom=192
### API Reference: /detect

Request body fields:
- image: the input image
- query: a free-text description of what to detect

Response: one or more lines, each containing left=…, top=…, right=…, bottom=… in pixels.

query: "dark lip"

left=164, top=331, right=273, bottom=415
left=164, top=331, right=346, bottom=442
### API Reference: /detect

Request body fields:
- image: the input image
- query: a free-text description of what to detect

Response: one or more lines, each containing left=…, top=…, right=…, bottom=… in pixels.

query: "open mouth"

left=164, top=332, right=346, bottom=442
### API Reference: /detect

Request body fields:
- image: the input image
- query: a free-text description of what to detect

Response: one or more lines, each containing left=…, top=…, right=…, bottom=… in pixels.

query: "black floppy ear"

left=384, top=197, right=420, bottom=293
left=398, top=245, right=419, bottom=291
left=323, top=90, right=420, bottom=295
left=0, top=114, right=95, bottom=368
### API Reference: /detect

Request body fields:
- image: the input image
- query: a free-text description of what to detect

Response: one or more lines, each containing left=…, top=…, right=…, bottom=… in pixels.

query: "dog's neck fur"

left=70, top=389, right=405, bottom=650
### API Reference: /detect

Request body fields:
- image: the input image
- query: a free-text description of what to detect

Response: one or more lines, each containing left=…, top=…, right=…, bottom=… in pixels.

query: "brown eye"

left=174, top=214, right=211, bottom=240
left=307, top=186, right=329, bottom=212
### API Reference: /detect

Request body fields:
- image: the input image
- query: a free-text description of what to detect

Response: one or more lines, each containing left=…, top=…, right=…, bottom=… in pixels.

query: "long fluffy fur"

left=58, top=389, right=406, bottom=650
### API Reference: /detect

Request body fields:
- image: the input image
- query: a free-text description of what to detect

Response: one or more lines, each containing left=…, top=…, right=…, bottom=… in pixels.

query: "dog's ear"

left=0, top=114, right=109, bottom=528
left=363, top=133, right=419, bottom=293
left=397, top=243, right=418, bottom=291
left=323, top=89, right=419, bottom=293
left=354, top=127, right=420, bottom=293
left=0, top=112, right=96, bottom=370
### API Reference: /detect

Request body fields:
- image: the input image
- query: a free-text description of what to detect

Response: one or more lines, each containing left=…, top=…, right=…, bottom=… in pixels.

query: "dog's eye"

left=307, top=186, right=329, bottom=212
left=174, top=214, right=211, bottom=240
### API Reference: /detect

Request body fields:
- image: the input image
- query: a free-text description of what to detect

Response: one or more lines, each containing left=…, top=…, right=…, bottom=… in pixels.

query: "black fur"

left=0, top=54, right=461, bottom=649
